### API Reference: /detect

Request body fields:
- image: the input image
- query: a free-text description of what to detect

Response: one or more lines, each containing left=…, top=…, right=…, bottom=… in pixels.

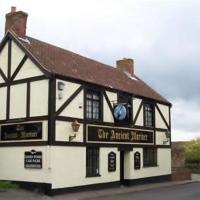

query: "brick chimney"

left=116, top=58, right=134, bottom=76
left=5, top=7, right=28, bottom=38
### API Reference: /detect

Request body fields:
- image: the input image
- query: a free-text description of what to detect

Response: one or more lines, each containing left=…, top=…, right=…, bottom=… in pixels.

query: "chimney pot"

left=116, top=58, right=134, bottom=76
left=11, top=6, right=16, bottom=13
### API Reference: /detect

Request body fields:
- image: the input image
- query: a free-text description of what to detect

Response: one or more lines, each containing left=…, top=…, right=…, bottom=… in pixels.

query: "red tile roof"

left=18, top=35, right=170, bottom=104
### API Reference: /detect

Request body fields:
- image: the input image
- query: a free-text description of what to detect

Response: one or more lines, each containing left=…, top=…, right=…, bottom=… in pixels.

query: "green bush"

left=0, top=181, right=18, bottom=189
left=185, top=138, right=200, bottom=164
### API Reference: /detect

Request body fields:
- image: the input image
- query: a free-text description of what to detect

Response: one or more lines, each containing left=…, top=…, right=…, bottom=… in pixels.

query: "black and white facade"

left=0, top=8, right=172, bottom=195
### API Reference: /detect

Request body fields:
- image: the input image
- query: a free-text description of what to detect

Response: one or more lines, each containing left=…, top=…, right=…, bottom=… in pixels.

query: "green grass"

left=0, top=181, right=18, bottom=189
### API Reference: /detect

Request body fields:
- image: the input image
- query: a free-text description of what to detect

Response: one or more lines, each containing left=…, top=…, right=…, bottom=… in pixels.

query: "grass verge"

left=0, top=181, right=18, bottom=189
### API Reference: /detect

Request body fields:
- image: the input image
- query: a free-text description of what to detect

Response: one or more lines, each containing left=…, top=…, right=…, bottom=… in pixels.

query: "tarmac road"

left=0, top=181, right=200, bottom=200
left=93, top=182, right=200, bottom=200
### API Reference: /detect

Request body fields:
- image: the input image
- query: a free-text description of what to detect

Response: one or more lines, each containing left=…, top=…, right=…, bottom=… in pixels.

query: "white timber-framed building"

left=0, top=8, right=172, bottom=195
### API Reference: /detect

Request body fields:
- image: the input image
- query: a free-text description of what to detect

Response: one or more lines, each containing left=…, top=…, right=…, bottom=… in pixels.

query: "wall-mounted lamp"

left=58, top=81, right=65, bottom=91
left=69, top=120, right=80, bottom=141
left=163, top=130, right=170, bottom=144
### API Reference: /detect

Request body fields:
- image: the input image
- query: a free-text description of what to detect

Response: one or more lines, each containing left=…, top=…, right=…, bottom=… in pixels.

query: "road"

left=93, top=182, right=200, bottom=200
left=0, top=182, right=200, bottom=200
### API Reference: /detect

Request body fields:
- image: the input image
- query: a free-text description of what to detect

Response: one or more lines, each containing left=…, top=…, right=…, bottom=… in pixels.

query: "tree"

left=185, top=137, right=200, bottom=164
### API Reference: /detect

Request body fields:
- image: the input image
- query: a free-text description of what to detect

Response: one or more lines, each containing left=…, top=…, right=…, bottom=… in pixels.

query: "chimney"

left=116, top=58, right=134, bottom=76
left=5, top=7, right=28, bottom=38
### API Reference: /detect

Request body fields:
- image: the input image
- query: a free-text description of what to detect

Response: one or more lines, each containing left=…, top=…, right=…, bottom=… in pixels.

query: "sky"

left=0, top=0, right=200, bottom=141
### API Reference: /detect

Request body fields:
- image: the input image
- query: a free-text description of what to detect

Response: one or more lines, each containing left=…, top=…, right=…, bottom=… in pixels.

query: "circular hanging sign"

left=113, top=103, right=127, bottom=120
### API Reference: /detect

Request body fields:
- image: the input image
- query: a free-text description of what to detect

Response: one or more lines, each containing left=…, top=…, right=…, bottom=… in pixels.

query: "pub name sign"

left=87, top=125, right=154, bottom=144
left=0, top=122, right=42, bottom=141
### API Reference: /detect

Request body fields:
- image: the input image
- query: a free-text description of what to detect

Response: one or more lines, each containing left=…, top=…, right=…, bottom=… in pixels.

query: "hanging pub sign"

left=108, top=152, right=116, bottom=172
left=87, top=125, right=154, bottom=144
left=134, top=151, right=141, bottom=170
left=0, top=122, right=42, bottom=141
left=24, top=150, right=42, bottom=169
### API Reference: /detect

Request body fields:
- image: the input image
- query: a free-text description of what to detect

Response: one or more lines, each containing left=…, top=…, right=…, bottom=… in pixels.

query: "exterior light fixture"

left=58, top=81, right=65, bottom=91
left=69, top=120, right=80, bottom=141
left=163, top=130, right=170, bottom=144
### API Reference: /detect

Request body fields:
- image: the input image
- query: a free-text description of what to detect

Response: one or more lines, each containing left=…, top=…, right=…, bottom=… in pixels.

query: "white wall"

left=11, top=41, right=25, bottom=76
left=103, top=91, right=117, bottom=123
left=156, top=131, right=170, bottom=145
left=55, top=121, right=83, bottom=142
left=157, top=104, right=169, bottom=125
left=0, top=75, right=5, bottom=84
left=14, top=58, right=43, bottom=80
left=60, top=90, right=84, bottom=119
left=30, top=80, right=49, bottom=117
left=0, top=87, right=7, bottom=120
left=124, top=148, right=171, bottom=180
left=133, top=98, right=142, bottom=121
left=155, top=107, right=168, bottom=129
left=50, top=147, right=120, bottom=189
left=10, top=83, right=27, bottom=119
left=0, top=43, right=8, bottom=77
left=0, top=146, right=51, bottom=183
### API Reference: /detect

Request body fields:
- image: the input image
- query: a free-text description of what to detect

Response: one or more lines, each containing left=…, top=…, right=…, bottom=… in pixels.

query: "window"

left=86, top=90, right=101, bottom=120
left=143, top=148, right=157, bottom=167
left=86, top=147, right=100, bottom=177
left=144, top=103, right=154, bottom=127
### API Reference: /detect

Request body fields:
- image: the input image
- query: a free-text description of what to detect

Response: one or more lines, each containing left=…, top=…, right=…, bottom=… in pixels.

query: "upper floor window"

left=86, top=90, right=101, bottom=120
left=144, top=103, right=154, bottom=127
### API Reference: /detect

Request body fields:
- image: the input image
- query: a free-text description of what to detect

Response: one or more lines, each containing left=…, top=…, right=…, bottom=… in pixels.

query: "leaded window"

left=144, top=103, right=154, bottom=127
left=86, top=147, right=100, bottom=177
left=143, top=147, right=157, bottom=167
left=86, top=91, right=101, bottom=120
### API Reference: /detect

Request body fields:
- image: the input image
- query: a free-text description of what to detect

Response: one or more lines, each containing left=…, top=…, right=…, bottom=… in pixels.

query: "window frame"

left=143, top=147, right=157, bottom=167
left=85, top=89, right=102, bottom=121
left=86, top=147, right=100, bottom=177
left=143, top=103, right=154, bottom=128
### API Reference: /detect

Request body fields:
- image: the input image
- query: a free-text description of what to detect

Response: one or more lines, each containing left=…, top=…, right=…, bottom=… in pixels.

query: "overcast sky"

left=0, top=0, right=200, bottom=141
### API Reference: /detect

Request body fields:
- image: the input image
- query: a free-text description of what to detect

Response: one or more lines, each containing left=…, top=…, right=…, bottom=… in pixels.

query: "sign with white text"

left=87, top=125, right=154, bottom=144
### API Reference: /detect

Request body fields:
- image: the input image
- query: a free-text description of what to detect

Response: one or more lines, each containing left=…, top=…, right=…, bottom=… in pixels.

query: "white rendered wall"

left=0, top=146, right=51, bottom=184
left=156, top=131, right=170, bottom=145
left=157, top=104, right=170, bottom=125
left=14, top=58, right=43, bottom=80
left=124, top=148, right=171, bottom=180
left=103, top=91, right=117, bottom=123
left=0, top=87, right=7, bottom=120
left=0, top=120, right=48, bottom=143
left=11, top=41, right=25, bottom=76
left=55, top=121, right=83, bottom=142
left=50, top=147, right=120, bottom=189
left=155, top=108, right=168, bottom=129
left=0, top=43, right=8, bottom=77
left=0, top=75, right=4, bottom=84
left=60, top=90, right=84, bottom=119
left=10, top=83, right=27, bottom=118
left=56, top=80, right=81, bottom=111
left=30, top=80, right=49, bottom=117
left=133, top=98, right=142, bottom=121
